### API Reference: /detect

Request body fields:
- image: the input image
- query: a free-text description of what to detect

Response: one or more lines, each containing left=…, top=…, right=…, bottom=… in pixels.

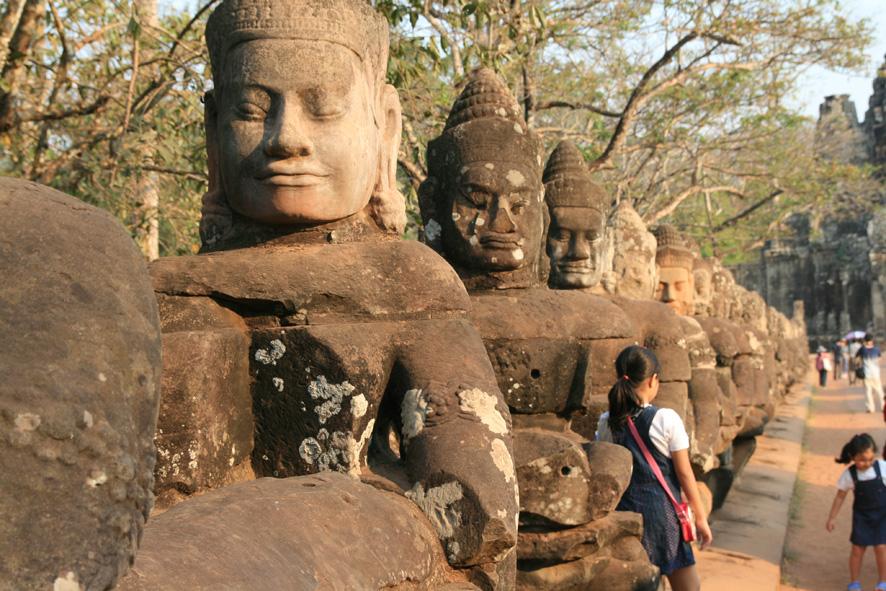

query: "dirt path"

left=780, top=360, right=886, bottom=591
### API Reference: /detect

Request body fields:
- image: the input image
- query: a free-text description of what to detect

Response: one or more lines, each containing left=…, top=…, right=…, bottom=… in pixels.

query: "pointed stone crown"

left=444, top=68, right=526, bottom=133
left=543, top=141, right=608, bottom=212
left=653, top=224, right=694, bottom=270
left=206, top=0, right=388, bottom=87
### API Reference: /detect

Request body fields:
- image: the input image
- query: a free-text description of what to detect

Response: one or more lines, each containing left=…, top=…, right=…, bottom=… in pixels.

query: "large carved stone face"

left=440, top=147, right=543, bottom=271
left=609, top=203, right=657, bottom=300
left=215, top=39, right=380, bottom=225
left=693, top=265, right=713, bottom=316
left=655, top=265, right=694, bottom=316
left=547, top=207, right=605, bottom=288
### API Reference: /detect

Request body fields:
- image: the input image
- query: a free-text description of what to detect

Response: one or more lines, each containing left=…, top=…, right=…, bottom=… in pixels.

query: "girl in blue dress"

left=826, top=433, right=886, bottom=591
left=597, top=345, right=713, bottom=591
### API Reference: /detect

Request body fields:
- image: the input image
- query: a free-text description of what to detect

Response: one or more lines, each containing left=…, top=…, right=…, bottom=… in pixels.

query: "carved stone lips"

left=480, top=233, right=523, bottom=249
left=558, top=261, right=591, bottom=272
left=256, top=165, right=330, bottom=187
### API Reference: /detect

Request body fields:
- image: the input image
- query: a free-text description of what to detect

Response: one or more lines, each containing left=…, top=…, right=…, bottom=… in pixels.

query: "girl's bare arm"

left=672, top=448, right=713, bottom=548
left=826, top=489, right=848, bottom=531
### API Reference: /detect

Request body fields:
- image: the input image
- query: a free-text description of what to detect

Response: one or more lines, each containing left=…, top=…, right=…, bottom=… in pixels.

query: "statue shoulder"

left=470, top=288, right=634, bottom=339
left=150, top=240, right=471, bottom=323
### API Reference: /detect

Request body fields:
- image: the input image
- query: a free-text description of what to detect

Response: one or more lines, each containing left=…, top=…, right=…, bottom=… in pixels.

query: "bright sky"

left=791, top=0, right=886, bottom=121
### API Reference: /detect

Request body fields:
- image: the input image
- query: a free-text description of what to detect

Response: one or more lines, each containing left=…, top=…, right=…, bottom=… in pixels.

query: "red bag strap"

left=627, top=415, right=687, bottom=518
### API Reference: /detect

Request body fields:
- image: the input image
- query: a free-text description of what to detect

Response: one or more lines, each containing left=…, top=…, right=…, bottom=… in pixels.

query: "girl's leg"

left=850, top=544, right=866, bottom=582
left=875, top=545, right=886, bottom=582
left=666, top=565, right=700, bottom=591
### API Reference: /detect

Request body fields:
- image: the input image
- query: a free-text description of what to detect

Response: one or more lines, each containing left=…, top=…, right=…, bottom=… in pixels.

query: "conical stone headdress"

left=543, top=141, right=608, bottom=212
left=427, top=68, right=540, bottom=177
left=206, top=0, right=389, bottom=89
left=653, top=224, right=694, bottom=270
left=444, top=67, right=527, bottom=133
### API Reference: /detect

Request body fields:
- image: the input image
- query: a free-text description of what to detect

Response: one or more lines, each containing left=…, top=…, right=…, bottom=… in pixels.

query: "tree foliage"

left=0, top=0, right=877, bottom=258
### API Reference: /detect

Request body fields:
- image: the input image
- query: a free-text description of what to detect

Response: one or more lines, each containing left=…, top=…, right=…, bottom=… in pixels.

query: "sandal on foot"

left=847, top=583, right=861, bottom=591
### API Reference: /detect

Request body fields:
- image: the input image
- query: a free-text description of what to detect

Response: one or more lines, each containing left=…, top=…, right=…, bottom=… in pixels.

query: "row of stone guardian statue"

left=0, top=0, right=808, bottom=589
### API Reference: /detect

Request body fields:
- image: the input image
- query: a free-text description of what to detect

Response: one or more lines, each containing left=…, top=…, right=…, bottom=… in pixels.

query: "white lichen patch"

left=53, top=572, right=82, bottom=591
left=512, top=248, right=525, bottom=261
left=401, top=389, right=429, bottom=441
left=475, top=216, right=485, bottom=227
left=458, top=388, right=508, bottom=435
left=345, top=418, right=375, bottom=477
left=299, top=428, right=364, bottom=476
left=484, top=163, right=495, bottom=170
left=406, top=480, right=464, bottom=540
left=527, top=457, right=553, bottom=474
left=15, top=413, right=40, bottom=432
left=491, top=438, right=516, bottom=483
left=514, top=123, right=524, bottom=134
left=351, top=394, right=368, bottom=418
left=424, top=219, right=442, bottom=242
left=451, top=212, right=461, bottom=222
left=85, top=469, right=107, bottom=488
left=308, top=376, right=356, bottom=425
left=469, top=235, right=479, bottom=246
left=255, top=339, right=286, bottom=366
left=82, top=410, right=93, bottom=428
left=97, top=373, right=107, bottom=383
left=496, top=107, right=508, bottom=117
left=447, top=540, right=461, bottom=563
left=506, top=169, right=525, bottom=187
left=299, top=437, right=322, bottom=464
left=272, top=377, right=285, bottom=392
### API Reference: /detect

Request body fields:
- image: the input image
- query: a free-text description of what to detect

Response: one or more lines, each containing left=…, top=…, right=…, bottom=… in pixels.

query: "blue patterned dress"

left=610, top=405, right=695, bottom=575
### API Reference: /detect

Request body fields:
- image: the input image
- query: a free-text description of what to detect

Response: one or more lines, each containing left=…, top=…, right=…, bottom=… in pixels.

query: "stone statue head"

left=653, top=225, right=695, bottom=316
left=419, top=68, right=544, bottom=281
left=200, top=0, right=405, bottom=246
left=542, top=141, right=608, bottom=289
left=692, top=256, right=713, bottom=316
left=609, top=201, right=657, bottom=299
left=710, top=259, right=737, bottom=319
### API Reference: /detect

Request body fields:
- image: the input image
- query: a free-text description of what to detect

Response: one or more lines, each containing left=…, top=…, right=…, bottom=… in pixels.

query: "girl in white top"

left=596, top=345, right=712, bottom=591
left=826, top=433, right=886, bottom=591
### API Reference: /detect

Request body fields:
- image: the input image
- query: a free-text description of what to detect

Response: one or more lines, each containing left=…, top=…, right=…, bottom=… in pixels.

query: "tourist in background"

left=850, top=338, right=864, bottom=385
left=597, top=345, right=712, bottom=591
left=825, top=433, right=886, bottom=591
left=816, top=346, right=832, bottom=387
left=834, top=339, right=846, bottom=381
left=856, top=335, right=884, bottom=414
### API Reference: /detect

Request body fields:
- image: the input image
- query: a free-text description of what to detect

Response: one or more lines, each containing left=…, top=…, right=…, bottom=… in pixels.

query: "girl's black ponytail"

left=835, top=433, right=877, bottom=464
left=607, top=345, right=661, bottom=431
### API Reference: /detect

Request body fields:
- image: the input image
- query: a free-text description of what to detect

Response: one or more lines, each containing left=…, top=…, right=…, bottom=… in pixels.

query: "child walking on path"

left=817, top=346, right=833, bottom=387
left=826, top=433, right=886, bottom=591
left=597, top=345, right=713, bottom=591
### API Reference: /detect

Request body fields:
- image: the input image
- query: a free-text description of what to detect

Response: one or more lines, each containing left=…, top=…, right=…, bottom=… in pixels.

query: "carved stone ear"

left=199, top=90, right=233, bottom=247
left=368, top=84, right=406, bottom=234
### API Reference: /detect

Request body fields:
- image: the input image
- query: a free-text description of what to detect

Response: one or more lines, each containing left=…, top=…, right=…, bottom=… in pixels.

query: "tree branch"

left=712, top=189, right=784, bottom=232
left=589, top=31, right=699, bottom=171
left=534, top=100, right=621, bottom=118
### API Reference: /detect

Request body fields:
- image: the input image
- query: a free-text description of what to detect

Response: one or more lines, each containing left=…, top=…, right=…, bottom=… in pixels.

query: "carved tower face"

left=204, top=0, right=402, bottom=229
left=543, top=141, right=608, bottom=289
left=609, top=201, right=657, bottom=299
left=653, top=225, right=695, bottom=316
left=693, top=257, right=714, bottom=316
left=421, top=68, right=544, bottom=273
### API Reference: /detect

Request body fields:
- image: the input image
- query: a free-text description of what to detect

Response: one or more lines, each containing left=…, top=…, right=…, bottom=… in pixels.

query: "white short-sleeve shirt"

left=837, top=460, right=886, bottom=491
left=595, top=405, right=690, bottom=458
